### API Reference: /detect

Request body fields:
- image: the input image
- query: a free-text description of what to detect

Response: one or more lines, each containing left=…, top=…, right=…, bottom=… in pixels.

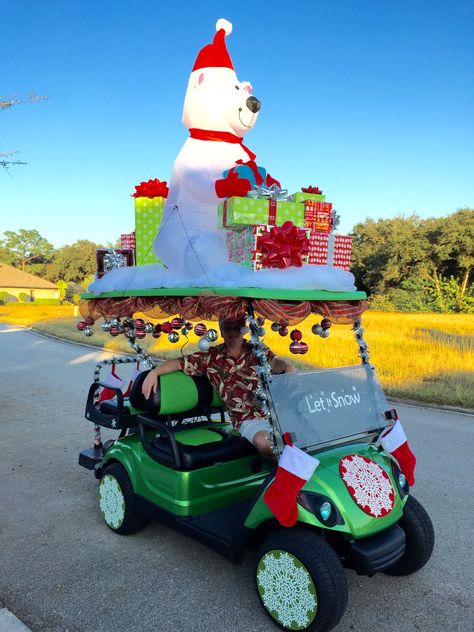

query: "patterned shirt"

left=178, top=340, right=275, bottom=431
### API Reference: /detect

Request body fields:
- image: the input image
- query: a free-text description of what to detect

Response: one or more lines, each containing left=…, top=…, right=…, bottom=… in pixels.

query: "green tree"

left=52, top=240, right=101, bottom=283
left=56, top=279, right=67, bottom=302
left=0, top=229, right=55, bottom=271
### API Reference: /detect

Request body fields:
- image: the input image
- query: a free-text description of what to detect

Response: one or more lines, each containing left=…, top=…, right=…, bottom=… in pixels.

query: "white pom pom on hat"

left=216, top=18, right=232, bottom=35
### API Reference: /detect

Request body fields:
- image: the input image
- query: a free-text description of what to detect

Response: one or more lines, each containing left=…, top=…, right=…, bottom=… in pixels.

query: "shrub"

left=18, top=292, right=31, bottom=302
left=33, top=298, right=61, bottom=305
left=0, top=291, right=18, bottom=304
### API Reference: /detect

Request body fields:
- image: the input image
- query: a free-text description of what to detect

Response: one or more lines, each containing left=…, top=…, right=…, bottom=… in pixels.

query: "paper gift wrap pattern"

left=218, top=197, right=306, bottom=229
left=308, top=233, right=353, bottom=271
left=134, top=197, right=165, bottom=265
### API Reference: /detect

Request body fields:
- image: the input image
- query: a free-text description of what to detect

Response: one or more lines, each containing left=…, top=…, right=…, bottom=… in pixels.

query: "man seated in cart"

left=142, top=316, right=296, bottom=461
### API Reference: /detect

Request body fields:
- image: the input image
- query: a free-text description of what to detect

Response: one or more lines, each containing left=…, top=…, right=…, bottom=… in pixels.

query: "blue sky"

left=1, top=0, right=473, bottom=248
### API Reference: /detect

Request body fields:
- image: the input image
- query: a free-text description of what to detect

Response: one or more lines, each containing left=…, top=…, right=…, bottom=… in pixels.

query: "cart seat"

left=150, top=426, right=257, bottom=470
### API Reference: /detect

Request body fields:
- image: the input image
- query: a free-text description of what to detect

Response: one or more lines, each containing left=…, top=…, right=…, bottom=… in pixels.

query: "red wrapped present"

left=304, top=201, right=333, bottom=232
left=308, top=233, right=352, bottom=270
left=96, top=249, right=135, bottom=279
left=120, top=233, right=136, bottom=249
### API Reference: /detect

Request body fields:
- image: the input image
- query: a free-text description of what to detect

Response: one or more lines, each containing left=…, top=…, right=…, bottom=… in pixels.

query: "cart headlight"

left=297, top=492, right=344, bottom=527
left=398, top=472, right=407, bottom=490
left=391, top=461, right=409, bottom=497
left=319, top=501, right=332, bottom=522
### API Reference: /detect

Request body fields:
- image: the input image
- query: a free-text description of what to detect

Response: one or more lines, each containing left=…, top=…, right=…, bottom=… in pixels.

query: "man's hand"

left=270, top=356, right=296, bottom=374
left=141, top=368, right=158, bottom=399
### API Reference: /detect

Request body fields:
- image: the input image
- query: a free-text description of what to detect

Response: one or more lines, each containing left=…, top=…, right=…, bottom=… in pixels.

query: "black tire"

left=255, top=529, right=348, bottom=632
left=385, top=495, right=434, bottom=576
left=98, top=462, right=147, bottom=535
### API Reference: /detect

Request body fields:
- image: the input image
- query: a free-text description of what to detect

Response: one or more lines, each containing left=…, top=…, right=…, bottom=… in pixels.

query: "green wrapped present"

left=289, top=191, right=326, bottom=203
left=218, top=196, right=305, bottom=229
left=134, top=197, right=165, bottom=265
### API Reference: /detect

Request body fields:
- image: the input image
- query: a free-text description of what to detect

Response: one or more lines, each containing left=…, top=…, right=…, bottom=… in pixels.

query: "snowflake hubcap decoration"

left=340, top=455, right=394, bottom=517
left=257, top=550, right=317, bottom=630
left=99, top=474, right=125, bottom=529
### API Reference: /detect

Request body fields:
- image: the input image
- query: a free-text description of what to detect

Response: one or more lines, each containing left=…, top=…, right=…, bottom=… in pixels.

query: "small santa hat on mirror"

left=192, top=19, right=234, bottom=71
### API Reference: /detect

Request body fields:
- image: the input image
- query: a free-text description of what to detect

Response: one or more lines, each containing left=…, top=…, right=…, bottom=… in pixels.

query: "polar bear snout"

left=245, top=96, right=261, bottom=113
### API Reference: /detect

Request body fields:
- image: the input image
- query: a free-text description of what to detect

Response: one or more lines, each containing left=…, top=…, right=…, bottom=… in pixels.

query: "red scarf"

left=189, top=128, right=256, bottom=161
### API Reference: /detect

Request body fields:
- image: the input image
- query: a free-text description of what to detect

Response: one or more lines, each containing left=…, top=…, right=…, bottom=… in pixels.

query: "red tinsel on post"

left=258, top=221, right=310, bottom=269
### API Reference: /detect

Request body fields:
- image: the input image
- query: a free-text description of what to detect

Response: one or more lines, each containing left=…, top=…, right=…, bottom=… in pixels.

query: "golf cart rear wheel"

left=99, top=463, right=147, bottom=535
left=255, top=529, right=348, bottom=632
left=385, top=495, right=434, bottom=576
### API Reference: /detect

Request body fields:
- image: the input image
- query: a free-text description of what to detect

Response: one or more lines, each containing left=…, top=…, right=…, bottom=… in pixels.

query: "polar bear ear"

left=193, top=72, right=205, bottom=89
left=241, top=81, right=253, bottom=94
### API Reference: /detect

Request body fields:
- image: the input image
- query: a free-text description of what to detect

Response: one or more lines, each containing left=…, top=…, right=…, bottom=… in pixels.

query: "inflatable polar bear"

left=153, top=19, right=261, bottom=275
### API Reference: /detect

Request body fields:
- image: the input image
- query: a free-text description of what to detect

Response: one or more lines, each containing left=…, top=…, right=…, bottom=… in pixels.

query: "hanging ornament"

left=152, top=328, right=161, bottom=339
left=194, top=323, right=207, bottom=336
left=101, top=320, right=111, bottom=332
left=258, top=327, right=266, bottom=337
left=85, top=316, right=95, bottom=326
left=161, top=322, right=173, bottom=334
left=271, top=322, right=281, bottom=332
left=257, top=316, right=266, bottom=326
left=320, top=329, right=330, bottom=338
left=185, top=321, right=193, bottom=331
left=84, top=327, right=94, bottom=337
left=135, top=329, right=146, bottom=340
left=206, top=328, right=218, bottom=342
left=168, top=332, right=180, bottom=343
left=181, top=326, right=188, bottom=335
left=133, top=318, right=145, bottom=328
left=299, top=341, right=309, bottom=354
left=76, top=321, right=86, bottom=331
left=109, top=326, right=120, bottom=337
left=198, top=337, right=211, bottom=351
left=111, top=318, right=120, bottom=327
left=171, top=317, right=185, bottom=329
left=145, top=322, right=154, bottom=334
left=321, top=318, right=332, bottom=330
left=312, top=323, right=323, bottom=336
left=290, top=329, right=302, bottom=342
left=289, top=341, right=304, bottom=354
left=278, top=326, right=289, bottom=337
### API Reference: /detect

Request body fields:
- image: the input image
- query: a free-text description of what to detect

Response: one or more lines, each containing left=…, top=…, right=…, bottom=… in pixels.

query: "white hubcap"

left=99, top=474, right=125, bottom=529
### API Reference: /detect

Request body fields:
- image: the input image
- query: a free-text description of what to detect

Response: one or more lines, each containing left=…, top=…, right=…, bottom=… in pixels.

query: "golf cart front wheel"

left=255, top=529, right=348, bottom=632
left=99, top=463, right=147, bottom=535
left=384, top=495, right=434, bottom=576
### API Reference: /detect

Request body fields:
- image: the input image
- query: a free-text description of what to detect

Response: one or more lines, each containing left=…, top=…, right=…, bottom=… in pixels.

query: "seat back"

left=129, top=370, right=223, bottom=416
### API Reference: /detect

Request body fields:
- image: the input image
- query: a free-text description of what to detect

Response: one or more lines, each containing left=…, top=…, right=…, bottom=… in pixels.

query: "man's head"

left=218, top=316, right=247, bottom=345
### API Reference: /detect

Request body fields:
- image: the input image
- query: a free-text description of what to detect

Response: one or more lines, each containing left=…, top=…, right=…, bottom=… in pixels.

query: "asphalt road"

left=1, top=323, right=473, bottom=632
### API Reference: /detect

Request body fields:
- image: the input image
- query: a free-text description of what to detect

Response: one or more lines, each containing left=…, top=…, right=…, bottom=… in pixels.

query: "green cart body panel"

left=101, top=430, right=406, bottom=538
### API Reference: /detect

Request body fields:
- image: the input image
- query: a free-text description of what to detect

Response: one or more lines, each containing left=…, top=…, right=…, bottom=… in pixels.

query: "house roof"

left=0, top=263, right=57, bottom=289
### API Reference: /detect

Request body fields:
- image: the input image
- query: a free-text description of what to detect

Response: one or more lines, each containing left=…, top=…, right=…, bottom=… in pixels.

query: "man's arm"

left=270, top=356, right=296, bottom=374
left=141, top=358, right=182, bottom=399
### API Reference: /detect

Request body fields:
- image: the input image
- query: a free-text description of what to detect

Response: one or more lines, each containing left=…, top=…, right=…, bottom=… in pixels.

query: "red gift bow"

left=301, top=185, right=323, bottom=194
left=258, top=221, right=310, bottom=269
left=132, top=178, right=169, bottom=198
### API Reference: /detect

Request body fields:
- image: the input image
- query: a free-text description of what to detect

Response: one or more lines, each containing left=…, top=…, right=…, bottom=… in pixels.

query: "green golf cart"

left=78, top=287, right=434, bottom=632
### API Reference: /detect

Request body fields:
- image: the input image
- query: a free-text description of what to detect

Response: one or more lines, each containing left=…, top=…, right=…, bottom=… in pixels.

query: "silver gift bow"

left=247, top=183, right=289, bottom=200
left=103, top=249, right=126, bottom=272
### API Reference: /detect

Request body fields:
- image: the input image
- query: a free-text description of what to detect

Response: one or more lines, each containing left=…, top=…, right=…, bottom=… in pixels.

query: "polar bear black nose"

left=246, top=96, right=261, bottom=113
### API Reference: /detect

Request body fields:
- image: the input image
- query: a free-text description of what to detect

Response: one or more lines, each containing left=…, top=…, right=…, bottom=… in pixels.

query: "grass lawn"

left=1, top=303, right=473, bottom=409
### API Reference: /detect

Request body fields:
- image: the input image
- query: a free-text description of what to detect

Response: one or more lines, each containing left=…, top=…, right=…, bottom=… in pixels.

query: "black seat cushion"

left=152, top=429, right=257, bottom=470
left=100, top=400, right=131, bottom=415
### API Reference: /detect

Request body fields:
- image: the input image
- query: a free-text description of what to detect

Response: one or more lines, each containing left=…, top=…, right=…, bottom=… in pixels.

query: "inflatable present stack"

left=216, top=163, right=353, bottom=272
left=133, top=178, right=169, bottom=266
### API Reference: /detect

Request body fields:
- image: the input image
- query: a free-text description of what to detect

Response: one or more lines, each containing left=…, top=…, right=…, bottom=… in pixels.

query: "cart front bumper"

left=348, top=523, right=406, bottom=576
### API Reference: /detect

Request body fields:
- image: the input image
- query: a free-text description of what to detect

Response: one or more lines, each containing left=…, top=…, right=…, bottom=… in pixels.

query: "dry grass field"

left=1, top=304, right=473, bottom=408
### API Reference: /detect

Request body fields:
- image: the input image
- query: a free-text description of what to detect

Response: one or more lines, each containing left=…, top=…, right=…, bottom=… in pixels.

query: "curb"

left=3, top=321, right=473, bottom=416
left=0, top=609, right=33, bottom=632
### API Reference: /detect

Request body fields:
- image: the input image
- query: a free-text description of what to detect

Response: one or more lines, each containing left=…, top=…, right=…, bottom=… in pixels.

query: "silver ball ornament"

left=101, top=320, right=111, bottom=332
left=168, top=332, right=180, bottom=343
left=145, top=322, right=154, bottom=334
left=206, top=328, right=218, bottom=342
left=181, top=326, right=188, bottom=335
left=271, top=322, right=281, bottom=332
left=258, top=327, right=266, bottom=337
left=197, top=337, right=211, bottom=352
left=320, top=329, right=330, bottom=338
left=312, top=324, right=323, bottom=336
left=111, top=318, right=120, bottom=327
left=84, top=326, right=94, bottom=337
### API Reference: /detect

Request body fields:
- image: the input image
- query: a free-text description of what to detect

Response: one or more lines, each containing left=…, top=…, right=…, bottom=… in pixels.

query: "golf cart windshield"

left=268, top=364, right=390, bottom=451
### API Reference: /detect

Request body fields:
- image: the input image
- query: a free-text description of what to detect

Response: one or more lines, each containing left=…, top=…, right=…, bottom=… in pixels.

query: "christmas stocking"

left=379, top=419, right=416, bottom=486
left=99, top=366, right=123, bottom=402
left=264, top=436, right=320, bottom=527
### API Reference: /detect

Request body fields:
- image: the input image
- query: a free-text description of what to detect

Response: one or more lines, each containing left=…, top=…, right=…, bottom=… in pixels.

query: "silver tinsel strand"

left=353, top=319, right=370, bottom=364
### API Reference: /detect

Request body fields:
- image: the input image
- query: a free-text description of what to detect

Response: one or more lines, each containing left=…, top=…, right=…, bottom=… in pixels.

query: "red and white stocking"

left=99, top=366, right=123, bottom=402
left=264, top=437, right=320, bottom=527
left=379, top=419, right=416, bottom=486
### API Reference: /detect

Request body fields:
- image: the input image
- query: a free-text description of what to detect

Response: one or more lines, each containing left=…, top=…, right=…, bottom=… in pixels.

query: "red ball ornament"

left=289, top=341, right=304, bottom=354
left=135, top=329, right=146, bottom=339
left=161, top=322, right=173, bottom=334
left=257, top=316, right=265, bottom=326
left=321, top=318, right=332, bottom=329
left=194, top=323, right=207, bottom=336
left=290, top=329, right=303, bottom=342
left=76, top=321, right=86, bottom=331
left=299, top=341, right=309, bottom=354
left=152, top=330, right=161, bottom=339
left=185, top=321, right=193, bottom=330
left=109, top=326, right=120, bottom=337
left=133, top=318, right=145, bottom=328
left=171, top=317, right=185, bottom=329
left=278, top=327, right=289, bottom=337
left=153, top=323, right=162, bottom=334
left=84, top=316, right=95, bottom=326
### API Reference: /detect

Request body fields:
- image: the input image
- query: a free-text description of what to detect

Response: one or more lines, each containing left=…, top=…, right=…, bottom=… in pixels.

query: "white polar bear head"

left=182, top=19, right=260, bottom=135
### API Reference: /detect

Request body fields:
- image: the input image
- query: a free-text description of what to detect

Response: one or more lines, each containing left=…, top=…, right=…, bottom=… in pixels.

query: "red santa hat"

left=192, top=19, right=234, bottom=72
